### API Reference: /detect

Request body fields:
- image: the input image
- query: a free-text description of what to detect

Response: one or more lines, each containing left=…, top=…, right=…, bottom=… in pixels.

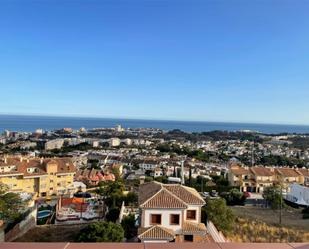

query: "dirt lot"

left=15, top=224, right=88, bottom=242
left=231, top=206, right=309, bottom=231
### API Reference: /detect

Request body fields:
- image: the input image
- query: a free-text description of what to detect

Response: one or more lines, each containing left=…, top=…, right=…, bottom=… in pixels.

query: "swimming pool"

left=37, top=210, right=52, bottom=219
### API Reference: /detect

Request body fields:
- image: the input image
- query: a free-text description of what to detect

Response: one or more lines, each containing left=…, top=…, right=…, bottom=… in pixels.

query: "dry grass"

left=229, top=217, right=309, bottom=242
left=231, top=206, right=309, bottom=231
left=15, top=224, right=87, bottom=242
left=228, top=206, right=309, bottom=242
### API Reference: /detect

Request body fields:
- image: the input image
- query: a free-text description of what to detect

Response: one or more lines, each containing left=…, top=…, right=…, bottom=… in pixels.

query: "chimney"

left=140, top=176, right=145, bottom=185
left=4, top=156, right=7, bottom=164
left=20, top=156, right=23, bottom=162
left=40, top=157, right=44, bottom=164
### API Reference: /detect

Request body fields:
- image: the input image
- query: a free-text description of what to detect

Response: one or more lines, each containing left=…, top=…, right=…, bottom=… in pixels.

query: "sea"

left=0, top=115, right=309, bottom=134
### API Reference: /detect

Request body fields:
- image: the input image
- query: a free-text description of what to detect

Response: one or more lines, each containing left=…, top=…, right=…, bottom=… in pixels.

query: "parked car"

left=210, top=190, right=218, bottom=197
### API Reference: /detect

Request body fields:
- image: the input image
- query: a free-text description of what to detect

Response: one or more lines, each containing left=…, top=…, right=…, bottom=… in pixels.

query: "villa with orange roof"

left=75, top=169, right=115, bottom=186
left=138, top=181, right=208, bottom=243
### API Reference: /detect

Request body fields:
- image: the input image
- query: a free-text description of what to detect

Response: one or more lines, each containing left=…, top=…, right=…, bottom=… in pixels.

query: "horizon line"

left=1, top=112, right=309, bottom=128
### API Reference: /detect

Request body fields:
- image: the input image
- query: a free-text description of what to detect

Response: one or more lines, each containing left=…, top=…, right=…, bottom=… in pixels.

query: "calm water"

left=0, top=115, right=309, bottom=134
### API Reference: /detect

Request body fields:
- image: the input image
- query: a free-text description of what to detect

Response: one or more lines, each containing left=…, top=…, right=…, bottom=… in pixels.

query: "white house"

left=109, top=138, right=121, bottom=147
left=138, top=181, right=208, bottom=243
left=139, top=160, right=159, bottom=171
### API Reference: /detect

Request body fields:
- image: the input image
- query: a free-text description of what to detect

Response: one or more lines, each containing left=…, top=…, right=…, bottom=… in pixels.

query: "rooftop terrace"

left=0, top=243, right=309, bottom=249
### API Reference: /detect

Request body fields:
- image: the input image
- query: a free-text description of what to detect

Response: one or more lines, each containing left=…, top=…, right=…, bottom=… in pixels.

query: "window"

left=186, top=210, right=196, bottom=220
left=170, top=214, right=180, bottom=225
left=184, top=235, right=194, bottom=242
left=150, top=214, right=161, bottom=225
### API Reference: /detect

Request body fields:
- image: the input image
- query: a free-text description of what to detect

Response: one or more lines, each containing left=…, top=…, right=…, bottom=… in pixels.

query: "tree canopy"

left=76, top=221, right=124, bottom=242
left=262, top=186, right=283, bottom=209
left=121, top=214, right=137, bottom=240
left=221, top=188, right=246, bottom=206
left=96, top=180, right=125, bottom=208
left=0, top=183, right=24, bottom=222
left=204, top=198, right=235, bottom=234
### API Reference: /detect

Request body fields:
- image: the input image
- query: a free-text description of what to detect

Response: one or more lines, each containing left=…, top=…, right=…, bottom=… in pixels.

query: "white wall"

left=144, top=209, right=183, bottom=231
left=287, top=183, right=309, bottom=205
left=184, top=205, right=200, bottom=223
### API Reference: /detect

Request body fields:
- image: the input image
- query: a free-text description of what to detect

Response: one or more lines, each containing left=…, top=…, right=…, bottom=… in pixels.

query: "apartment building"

left=138, top=181, right=207, bottom=243
left=298, top=168, right=309, bottom=186
left=109, top=138, right=121, bottom=147
left=0, top=157, right=75, bottom=197
left=45, top=139, right=65, bottom=150
left=229, top=165, right=307, bottom=193
left=228, top=165, right=251, bottom=192
left=250, top=167, right=276, bottom=193
left=275, top=168, right=303, bottom=191
left=139, top=160, right=160, bottom=171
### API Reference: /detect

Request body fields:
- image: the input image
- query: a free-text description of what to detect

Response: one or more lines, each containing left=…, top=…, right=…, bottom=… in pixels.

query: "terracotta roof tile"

left=141, top=188, right=187, bottom=209
left=230, top=167, right=250, bottom=175
left=138, top=226, right=175, bottom=240
left=298, top=168, right=309, bottom=177
left=0, top=243, right=68, bottom=249
left=181, top=221, right=207, bottom=235
left=165, top=185, right=205, bottom=205
left=139, top=181, right=205, bottom=208
left=139, top=181, right=163, bottom=205
left=145, top=243, right=221, bottom=249
left=275, top=168, right=301, bottom=177
left=68, top=244, right=144, bottom=249
left=250, top=167, right=274, bottom=177
left=0, top=243, right=305, bottom=249
left=218, top=243, right=294, bottom=249
left=0, top=157, right=75, bottom=177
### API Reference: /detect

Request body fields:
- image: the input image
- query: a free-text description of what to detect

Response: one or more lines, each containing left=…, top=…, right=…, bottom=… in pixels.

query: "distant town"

left=0, top=125, right=308, bottom=243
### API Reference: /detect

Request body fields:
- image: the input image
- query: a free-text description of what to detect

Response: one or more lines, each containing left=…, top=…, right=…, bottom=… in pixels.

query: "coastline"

left=0, top=114, right=309, bottom=134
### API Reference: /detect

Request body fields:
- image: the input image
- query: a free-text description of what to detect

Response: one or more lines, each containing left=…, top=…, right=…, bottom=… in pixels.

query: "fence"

left=207, top=220, right=226, bottom=243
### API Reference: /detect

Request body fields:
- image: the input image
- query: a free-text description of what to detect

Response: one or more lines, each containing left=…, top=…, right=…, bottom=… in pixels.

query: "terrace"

left=1, top=243, right=308, bottom=249
left=56, top=197, right=103, bottom=223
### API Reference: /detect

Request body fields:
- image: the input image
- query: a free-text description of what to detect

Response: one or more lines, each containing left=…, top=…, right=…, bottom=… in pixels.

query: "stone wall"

left=4, top=206, right=37, bottom=242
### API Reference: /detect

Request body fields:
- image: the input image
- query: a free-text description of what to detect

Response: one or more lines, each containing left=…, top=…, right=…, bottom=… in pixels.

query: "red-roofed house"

left=138, top=181, right=207, bottom=243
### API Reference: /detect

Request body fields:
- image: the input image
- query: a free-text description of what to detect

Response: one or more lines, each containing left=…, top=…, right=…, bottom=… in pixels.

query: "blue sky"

left=0, top=0, right=309, bottom=125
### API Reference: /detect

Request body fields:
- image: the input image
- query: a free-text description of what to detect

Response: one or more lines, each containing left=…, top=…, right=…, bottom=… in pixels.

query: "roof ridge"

left=161, top=185, right=189, bottom=206
left=140, top=184, right=164, bottom=207
left=181, top=185, right=205, bottom=202
left=158, top=225, right=175, bottom=235
left=138, top=225, right=175, bottom=239
left=140, top=186, right=188, bottom=208
left=164, top=184, right=205, bottom=205
left=138, top=226, right=157, bottom=238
